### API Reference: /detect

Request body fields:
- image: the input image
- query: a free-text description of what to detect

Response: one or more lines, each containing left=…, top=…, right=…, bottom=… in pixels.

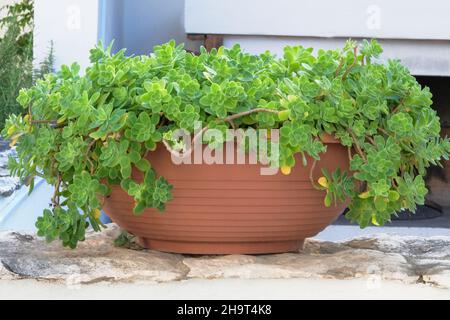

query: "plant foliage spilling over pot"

left=2, top=40, right=449, bottom=249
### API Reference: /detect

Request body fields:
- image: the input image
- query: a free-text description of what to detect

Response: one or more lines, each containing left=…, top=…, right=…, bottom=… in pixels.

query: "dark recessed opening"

left=416, top=76, right=450, bottom=128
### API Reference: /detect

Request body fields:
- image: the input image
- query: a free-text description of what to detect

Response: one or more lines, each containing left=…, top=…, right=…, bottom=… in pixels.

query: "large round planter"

left=103, top=140, right=349, bottom=254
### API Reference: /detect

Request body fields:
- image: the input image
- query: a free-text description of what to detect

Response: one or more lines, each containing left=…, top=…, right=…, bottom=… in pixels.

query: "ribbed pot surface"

left=103, top=143, right=349, bottom=254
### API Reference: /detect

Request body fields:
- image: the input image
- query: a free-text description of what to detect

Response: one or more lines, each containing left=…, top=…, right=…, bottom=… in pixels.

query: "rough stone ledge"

left=0, top=147, right=20, bottom=197
left=0, top=224, right=449, bottom=289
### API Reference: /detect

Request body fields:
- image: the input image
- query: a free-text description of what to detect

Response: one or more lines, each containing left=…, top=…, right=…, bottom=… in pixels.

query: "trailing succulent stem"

left=2, top=39, right=449, bottom=248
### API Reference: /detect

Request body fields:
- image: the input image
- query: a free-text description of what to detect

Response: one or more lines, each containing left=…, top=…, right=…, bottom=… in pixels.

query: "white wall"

left=0, top=0, right=15, bottom=12
left=34, top=0, right=100, bottom=71
left=223, top=36, right=450, bottom=77
left=186, top=0, right=450, bottom=40
left=34, top=0, right=200, bottom=70
left=185, top=0, right=450, bottom=76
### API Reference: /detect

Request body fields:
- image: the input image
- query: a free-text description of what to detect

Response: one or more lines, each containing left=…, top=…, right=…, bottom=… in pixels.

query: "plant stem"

left=52, top=175, right=62, bottom=207
left=365, top=135, right=375, bottom=145
left=348, top=129, right=367, bottom=162
left=31, top=119, right=57, bottom=125
left=85, top=139, right=97, bottom=174
left=28, top=104, right=32, bottom=123
left=335, top=58, right=345, bottom=76
left=162, top=108, right=279, bottom=156
left=309, top=159, right=321, bottom=190
left=226, top=119, right=236, bottom=129
left=377, top=127, right=389, bottom=136
left=392, top=101, right=404, bottom=114
left=222, top=108, right=279, bottom=122
left=347, top=147, right=353, bottom=162
left=342, top=47, right=358, bottom=80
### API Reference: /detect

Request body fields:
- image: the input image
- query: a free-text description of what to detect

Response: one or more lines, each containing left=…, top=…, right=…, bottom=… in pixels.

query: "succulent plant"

left=2, top=40, right=449, bottom=248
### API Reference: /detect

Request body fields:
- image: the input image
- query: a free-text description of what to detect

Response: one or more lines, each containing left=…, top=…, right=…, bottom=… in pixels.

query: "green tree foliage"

left=0, top=0, right=54, bottom=130
left=0, top=0, right=34, bottom=129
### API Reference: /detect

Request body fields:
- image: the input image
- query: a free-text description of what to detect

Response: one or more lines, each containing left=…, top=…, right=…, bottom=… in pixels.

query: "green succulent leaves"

left=2, top=39, right=449, bottom=248
left=387, top=112, right=414, bottom=137
left=68, top=171, right=101, bottom=208
left=125, top=112, right=160, bottom=143
left=36, top=207, right=88, bottom=249
left=122, top=170, right=173, bottom=214
left=200, top=81, right=246, bottom=118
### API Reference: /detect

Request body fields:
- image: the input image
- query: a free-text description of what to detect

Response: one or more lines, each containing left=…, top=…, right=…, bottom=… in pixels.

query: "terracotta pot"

left=103, top=140, right=349, bottom=254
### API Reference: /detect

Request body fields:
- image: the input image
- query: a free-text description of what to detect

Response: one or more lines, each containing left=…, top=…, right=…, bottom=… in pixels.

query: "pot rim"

left=319, top=133, right=340, bottom=144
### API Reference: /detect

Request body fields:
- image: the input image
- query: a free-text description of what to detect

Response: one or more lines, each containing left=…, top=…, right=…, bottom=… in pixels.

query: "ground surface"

left=316, top=209, right=450, bottom=241
left=0, top=145, right=19, bottom=197
left=1, top=224, right=449, bottom=300
left=1, top=278, right=449, bottom=300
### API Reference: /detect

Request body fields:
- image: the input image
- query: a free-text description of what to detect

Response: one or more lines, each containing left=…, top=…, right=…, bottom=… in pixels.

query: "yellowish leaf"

left=278, top=110, right=290, bottom=121
left=9, top=137, right=19, bottom=147
left=93, top=209, right=101, bottom=220
left=7, top=125, right=16, bottom=136
left=9, top=133, right=23, bottom=147
left=281, top=166, right=292, bottom=176
left=57, top=116, right=67, bottom=124
left=318, top=177, right=329, bottom=188
left=371, top=215, right=380, bottom=226
left=359, top=191, right=370, bottom=199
